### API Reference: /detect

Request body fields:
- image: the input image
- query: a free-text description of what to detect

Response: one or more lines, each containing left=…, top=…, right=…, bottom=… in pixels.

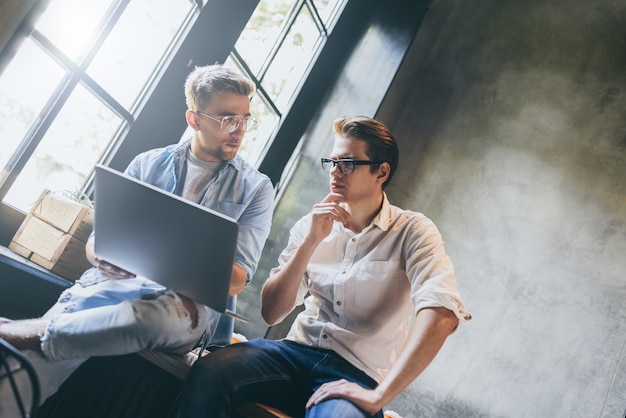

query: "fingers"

left=305, top=194, right=351, bottom=243
left=97, top=259, right=136, bottom=280
left=305, top=379, right=350, bottom=408
left=321, top=192, right=344, bottom=203
left=313, top=195, right=351, bottom=226
left=306, top=380, right=379, bottom=414
left=312, top=204, right=349, bottom=224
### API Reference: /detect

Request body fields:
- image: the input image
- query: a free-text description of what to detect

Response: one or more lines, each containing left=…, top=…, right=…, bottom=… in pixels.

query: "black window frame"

left=0, top=0, right=358, bottom=247
left=0, top=0, right=260, bottom=244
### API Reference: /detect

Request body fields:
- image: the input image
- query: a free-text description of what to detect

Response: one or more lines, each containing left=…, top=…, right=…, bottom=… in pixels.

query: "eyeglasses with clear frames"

left=320, top=158, right=382, bottom=175
left=196, top=111, right=258, bottom=133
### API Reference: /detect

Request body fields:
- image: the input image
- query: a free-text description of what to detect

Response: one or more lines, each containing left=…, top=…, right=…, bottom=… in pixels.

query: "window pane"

left=262, top=6, right=321, bottom=111
left=225, top=56, right=280, bottom=167
left=0, top=39, right=65, bottom=177
left=235, top=0, right=294, bottom=76
left=312, top=0, right=343, bottom=26
left=239, top=93, right=279, bottom=167
left=87, top=0, right=193, bottom=110
left=4, top=84, right=123, bottom=212
left=36, top=0, right=115, bottom=62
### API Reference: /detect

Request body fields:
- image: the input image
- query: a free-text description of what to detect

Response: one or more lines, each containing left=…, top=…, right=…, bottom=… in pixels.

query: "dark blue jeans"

left=176, top=339, right=384, bottom=418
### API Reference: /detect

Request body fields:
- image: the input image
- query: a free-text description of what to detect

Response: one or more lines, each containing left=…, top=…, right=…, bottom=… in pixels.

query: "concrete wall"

left=379, top=0, right=626, bottom=417
left=243, top=0, right=626, bottom=417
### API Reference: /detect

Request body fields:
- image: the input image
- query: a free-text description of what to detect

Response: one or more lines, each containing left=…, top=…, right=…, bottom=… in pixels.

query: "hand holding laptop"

left=86, top=231, right=137, bottom=280
left=94, top=257, right=136, bottom=280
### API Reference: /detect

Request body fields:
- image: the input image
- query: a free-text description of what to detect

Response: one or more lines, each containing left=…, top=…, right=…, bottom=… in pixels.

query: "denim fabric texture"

left=3, top=138, right=274, bottom=409
left=177, top=339, right=384, bottom=418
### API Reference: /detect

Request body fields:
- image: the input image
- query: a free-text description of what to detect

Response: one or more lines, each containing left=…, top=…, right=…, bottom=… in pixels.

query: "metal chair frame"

left=0, top=337, right=40, bottom=418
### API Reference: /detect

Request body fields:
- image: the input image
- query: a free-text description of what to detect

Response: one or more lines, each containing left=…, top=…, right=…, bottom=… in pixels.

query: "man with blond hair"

left=0, top=64, right=274, bottom=412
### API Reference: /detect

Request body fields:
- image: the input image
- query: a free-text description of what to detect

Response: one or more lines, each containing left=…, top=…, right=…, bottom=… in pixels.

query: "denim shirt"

left=125, top=138, right=275, bottom=283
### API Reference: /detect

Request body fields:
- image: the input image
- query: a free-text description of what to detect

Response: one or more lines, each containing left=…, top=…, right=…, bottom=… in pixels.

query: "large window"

left=0, top=0, right=345, bottom=214
left=0, top=0, right=196, bottom=212
left=225, top=0, right=344, bottom=167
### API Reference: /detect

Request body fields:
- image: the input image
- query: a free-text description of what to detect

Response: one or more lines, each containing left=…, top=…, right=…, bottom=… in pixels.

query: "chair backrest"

left=0, top=338, right=40, bottom=418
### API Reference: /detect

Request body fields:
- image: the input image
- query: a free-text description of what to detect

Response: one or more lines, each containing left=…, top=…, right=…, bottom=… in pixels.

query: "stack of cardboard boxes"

left=9, top=189, right=94, bottom=281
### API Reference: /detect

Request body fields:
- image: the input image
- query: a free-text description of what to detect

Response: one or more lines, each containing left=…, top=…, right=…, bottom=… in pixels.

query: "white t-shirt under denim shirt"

left=180, top=148, right=224, bottom=204
left=125, top=138, right=275, bottom=283
left=275, top=193, right=471, bottom=383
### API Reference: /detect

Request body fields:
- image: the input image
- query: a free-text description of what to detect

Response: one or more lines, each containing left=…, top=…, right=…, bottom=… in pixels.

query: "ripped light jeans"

left=0, top=268, right=219, bottom=414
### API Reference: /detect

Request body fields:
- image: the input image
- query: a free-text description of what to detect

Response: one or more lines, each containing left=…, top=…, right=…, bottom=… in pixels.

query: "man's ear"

left=186, top=110, right=200, bottom=130
left=377, top=162, right=390, bottom=181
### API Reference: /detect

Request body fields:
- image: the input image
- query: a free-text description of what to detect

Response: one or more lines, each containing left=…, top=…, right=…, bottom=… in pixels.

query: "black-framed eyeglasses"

left=320, top=158, right=382, bottom=175
left=196, top=111, right=258, bottom=133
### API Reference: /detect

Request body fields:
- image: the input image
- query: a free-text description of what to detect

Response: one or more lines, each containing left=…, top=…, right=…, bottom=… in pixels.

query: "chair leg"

left=0, top=338, right=40, bottom=418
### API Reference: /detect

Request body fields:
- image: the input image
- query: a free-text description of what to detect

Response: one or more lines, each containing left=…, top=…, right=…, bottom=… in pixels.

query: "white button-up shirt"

left=275, top=193, right=470, bottom=383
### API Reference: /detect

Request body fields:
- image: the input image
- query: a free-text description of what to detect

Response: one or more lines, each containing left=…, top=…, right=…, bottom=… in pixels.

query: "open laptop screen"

left=93, top=164, right=238, bottom=313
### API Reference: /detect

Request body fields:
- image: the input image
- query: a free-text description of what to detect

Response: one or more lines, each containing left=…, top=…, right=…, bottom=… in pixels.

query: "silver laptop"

left=93, top=164, right=240, bottom=317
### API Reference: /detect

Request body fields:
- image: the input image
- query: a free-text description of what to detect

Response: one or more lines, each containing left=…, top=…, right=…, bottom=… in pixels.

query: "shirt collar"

left=226, top=154, right=244, bottom=171
left=370, top=192, right=392, bottom=231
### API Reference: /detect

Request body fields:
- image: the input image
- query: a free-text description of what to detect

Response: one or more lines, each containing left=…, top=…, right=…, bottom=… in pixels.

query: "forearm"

left=228, top=264, right=247, bottom=295
left=261, top=239, right=317, bottom=325
left=262, top=195, right=348, bottom=325
left=372, top=307, right=459, bottom=408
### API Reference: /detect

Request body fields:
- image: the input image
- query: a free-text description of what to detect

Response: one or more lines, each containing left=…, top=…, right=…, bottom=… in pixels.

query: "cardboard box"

left=9, top=189, right=94, bottom=280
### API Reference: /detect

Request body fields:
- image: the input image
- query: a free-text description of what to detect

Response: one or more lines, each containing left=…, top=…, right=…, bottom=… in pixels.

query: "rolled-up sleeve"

left=405, top=217, right=472, bottom=322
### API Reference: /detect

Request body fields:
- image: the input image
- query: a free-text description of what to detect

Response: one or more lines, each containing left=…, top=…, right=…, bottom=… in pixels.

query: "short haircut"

left=184, top=64, right=256, bottom=112
left=332, top=116, right=399, bottom=189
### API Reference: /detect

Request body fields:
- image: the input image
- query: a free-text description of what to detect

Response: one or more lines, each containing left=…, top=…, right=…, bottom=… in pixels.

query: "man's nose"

left=330, top=164, right=342, bottom=176
left=231, top=122, right=246, bottom=137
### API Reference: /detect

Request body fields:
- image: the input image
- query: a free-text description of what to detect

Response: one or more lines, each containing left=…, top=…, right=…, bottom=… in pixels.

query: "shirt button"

left=322, top=334, right=328, bottom=339
left=336, top=301, right=341, bottom=306
left=351, top=238, right=356, bottom=242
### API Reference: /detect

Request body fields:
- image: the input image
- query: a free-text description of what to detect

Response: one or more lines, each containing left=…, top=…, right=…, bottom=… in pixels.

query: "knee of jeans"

left=310, top=398, right=376, bottom=418
left=132, top=293, right=194, bottom=335
left=196, top=342, right=255, bottom=373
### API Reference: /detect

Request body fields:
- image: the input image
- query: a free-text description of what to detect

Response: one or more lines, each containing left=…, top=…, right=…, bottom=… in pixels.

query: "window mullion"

left=305, top=0, right=327, bottom=35
left=257, top=0, right=306, bottom=83
left=76, top=0, right=131, bottom=70
left=231, top=49, right=282, bottom=119
left=0, top=73, right=78, bottom=198
left=31, top=30, right=133, bottom=124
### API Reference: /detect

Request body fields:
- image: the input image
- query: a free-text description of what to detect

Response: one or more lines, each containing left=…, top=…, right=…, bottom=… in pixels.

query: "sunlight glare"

left=36, top=0, right=113, bottom=61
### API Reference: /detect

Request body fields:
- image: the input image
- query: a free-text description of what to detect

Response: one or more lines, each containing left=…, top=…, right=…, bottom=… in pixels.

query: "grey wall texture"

left=380, top=0, right=626, bottom=417
left=240, top=0, right=626, bottom=417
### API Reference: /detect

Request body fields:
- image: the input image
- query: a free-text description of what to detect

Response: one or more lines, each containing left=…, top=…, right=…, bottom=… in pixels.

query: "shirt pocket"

left=306, top=266, right=338, bottom=300
left=217, top=201, right=246, bottom=219
left=350, top=261, right=407, bottom=313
